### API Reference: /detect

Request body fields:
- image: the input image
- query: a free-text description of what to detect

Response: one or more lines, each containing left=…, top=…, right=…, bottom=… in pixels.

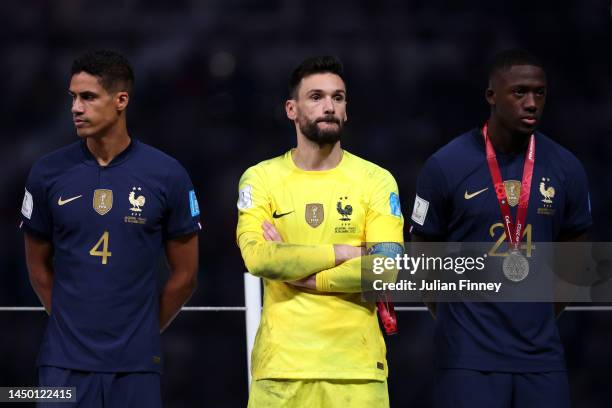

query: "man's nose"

left=523, top=93, right=537, bottom=112
left=72, top=98, right=83, bottom=114
left=322, top=96, right=335, bottom=113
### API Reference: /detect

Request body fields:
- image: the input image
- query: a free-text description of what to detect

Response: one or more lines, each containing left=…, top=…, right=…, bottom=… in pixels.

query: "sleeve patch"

left=237, top=185, right=253, bottom=210
left=410, top=195, right=429, bottom=226
left=21, top=188, right=33, bottom=219
left=389, top=192, right=402, bottom=217
left=189, top=190, right=200, bottom=216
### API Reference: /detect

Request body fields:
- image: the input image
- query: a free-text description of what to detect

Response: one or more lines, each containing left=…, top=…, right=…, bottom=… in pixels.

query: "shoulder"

left=536, top=132, right=585, bottom=172
left=343, top=150, right=397, bottom=185
left=418, top=129, right=481, bottom=183
left=28, top=141, right=83, bottom=180
left=239, top=151, right=289, bottom=185
left=135, top=141, right=183, bottom=168
left=430, top=129, right=481, bottom=166
left=134, top=141, right=191, bottom=183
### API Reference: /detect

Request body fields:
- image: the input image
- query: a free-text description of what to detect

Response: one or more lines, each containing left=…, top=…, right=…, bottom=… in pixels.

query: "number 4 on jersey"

left=90, top=231, right=112, bottom=264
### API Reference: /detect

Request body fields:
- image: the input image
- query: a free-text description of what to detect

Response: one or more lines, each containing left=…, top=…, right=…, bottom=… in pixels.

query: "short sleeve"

left=236, top=166, right=271, bottom=241
left=163, top=162, right=202, bottom=240
left=560, top=158, right=592, bottom=236
left=21, top=161, right=52, bottom=240
left=409, top=156, right=449, bottom=238
left=365, top=168, right=404, bottom=244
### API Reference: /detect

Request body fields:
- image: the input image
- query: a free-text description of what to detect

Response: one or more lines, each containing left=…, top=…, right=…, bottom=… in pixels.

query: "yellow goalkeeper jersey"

left=236, top=149, right=404, bottom=381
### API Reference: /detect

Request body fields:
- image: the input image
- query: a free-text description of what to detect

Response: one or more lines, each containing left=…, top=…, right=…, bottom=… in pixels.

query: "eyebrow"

left=68, top=90, right=99, bottom=96
left=306, top=89, right=346, bottom=94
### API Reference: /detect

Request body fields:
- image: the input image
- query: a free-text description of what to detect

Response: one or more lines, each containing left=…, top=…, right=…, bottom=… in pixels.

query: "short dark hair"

left=71, top=50, right=134, bottom=94
left=488, top=49, right=544, bottom=80
left=288, top=56, right=345, bottom=98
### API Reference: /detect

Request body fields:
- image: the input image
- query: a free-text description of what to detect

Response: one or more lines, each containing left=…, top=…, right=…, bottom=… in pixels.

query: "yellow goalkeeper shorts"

left=247, top=378, right=389, bottom=408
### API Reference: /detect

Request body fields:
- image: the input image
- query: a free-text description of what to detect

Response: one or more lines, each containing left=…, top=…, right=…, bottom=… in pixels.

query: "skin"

left=25, top=71, right=198, bottom=331
left=417, top=63, right=585, bottom=318
left=285, top=72, right=348, bottom=171
left=485, top=64, right=547, bottom=154
left=260, top=72, right=358, bottom=289
left=69, top=71, right=131, bottom=166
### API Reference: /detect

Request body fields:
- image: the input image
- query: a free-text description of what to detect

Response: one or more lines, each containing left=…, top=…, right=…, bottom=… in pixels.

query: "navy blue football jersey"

left=410, top=128, right=592, bottom=372
left=20, top=139, right=201, bottom=372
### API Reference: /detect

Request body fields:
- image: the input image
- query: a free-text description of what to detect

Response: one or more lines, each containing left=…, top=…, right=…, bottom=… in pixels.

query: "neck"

left=487, top=116, right=530, bottom=155
left=293, top=132, right=343, bottom=170
left=85, top=121, right=130, bottom=166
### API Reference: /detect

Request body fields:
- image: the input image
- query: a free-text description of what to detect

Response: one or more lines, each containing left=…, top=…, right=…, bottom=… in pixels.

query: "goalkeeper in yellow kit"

left=236, top=56, right=404, bottom=407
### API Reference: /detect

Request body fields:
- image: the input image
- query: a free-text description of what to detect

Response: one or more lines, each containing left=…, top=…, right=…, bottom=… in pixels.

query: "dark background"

left=1, top=1, right=611, bottom=406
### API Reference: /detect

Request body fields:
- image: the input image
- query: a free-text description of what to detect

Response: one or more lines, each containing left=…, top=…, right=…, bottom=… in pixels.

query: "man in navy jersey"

left=410, top=49, right=592, bottom=407
left=20, top=50, right=201, bottom=407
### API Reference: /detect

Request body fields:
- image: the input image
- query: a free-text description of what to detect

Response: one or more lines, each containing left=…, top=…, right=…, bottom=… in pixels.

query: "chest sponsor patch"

left=410, top=195, right=429, bottom=226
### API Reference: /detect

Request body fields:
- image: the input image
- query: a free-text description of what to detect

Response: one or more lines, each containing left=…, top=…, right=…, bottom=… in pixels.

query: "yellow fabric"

left=237, top=150, right=404, bottom=381
left=248, top=379, right=389, bottom=408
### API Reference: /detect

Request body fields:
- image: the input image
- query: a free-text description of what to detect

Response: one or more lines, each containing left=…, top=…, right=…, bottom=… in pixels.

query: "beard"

left=298, top=115, right=344, bottom=145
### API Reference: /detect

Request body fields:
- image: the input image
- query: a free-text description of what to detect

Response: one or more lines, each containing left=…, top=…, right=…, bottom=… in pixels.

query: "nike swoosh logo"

left=464, top=188, right=488, bottom=200
left=58, top=195, right=83, bottom=206
left=273, top=210, right=294, bottom=219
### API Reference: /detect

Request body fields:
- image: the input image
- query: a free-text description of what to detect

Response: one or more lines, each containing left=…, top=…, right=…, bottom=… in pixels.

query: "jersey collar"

left=81, top=138, right=138, bottom=167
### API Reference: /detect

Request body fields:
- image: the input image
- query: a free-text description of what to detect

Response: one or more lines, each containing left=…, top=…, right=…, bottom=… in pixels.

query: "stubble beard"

left=299, top=116, right=344, bottom=146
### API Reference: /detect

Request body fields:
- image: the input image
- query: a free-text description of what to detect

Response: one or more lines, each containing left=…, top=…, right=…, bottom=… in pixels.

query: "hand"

left=262, top=220, right=283, bottom=242
left=287, top=274, right=317, bottom=290
left=333, top=244, right=362, bottom=265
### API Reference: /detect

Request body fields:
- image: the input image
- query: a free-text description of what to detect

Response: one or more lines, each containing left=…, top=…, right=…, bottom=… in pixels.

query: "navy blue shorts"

left=38, top=366, right=161, bottom=408
left=434, top=369, right=571, bottom=408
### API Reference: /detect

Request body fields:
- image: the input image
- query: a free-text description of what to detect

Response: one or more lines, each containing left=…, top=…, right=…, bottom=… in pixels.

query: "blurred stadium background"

left=1, top=1, right=611, bottom=406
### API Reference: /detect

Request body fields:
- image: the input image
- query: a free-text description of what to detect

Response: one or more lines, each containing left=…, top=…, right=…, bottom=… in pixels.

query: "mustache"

left=315, top=116, right=340, bottom=124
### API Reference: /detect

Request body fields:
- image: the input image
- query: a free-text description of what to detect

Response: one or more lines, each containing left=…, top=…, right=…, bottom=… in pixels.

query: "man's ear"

left=485, top=86, right=495, bottom=107
left=116, top=92, right=129, bottom=112
left=286, top=99, right=297, bottom=120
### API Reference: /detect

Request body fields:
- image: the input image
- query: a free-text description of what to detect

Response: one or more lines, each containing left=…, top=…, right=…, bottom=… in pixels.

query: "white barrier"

left=243, top=272, right=262, bottom=388
left=3, top=273, right=612, bottom=393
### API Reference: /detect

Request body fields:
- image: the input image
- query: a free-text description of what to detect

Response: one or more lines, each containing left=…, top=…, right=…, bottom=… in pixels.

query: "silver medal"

left=503, top=250, right=529, bottom=282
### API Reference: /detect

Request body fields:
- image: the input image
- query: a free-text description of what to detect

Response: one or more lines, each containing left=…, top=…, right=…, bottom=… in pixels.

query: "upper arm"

left=365, top=168, right=404, bottom=244
left=21, top=161, right=53, bottom=240
left=163, top=162, right=202, bottom=240
left=236, top=166, right=271, bottom=247
left=409, top=156, right=449, bottom=239
left=165, top=233, right=199, bottom=276
left=560, top=158, right=592, bottom=238
left=24, top=232, right=54, bottom=272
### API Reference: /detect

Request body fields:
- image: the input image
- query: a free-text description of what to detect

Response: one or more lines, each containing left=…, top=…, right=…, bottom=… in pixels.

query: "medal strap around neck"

left=482, top=122, right=535, bottom=250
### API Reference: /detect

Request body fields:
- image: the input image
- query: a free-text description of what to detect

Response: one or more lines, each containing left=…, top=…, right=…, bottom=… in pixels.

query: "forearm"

left=159, top=270, right=197, bottom=332
left=28, top=266, right=54, bottom=315
left=315, top=256, right=363, bottom=293
left=315, top=254, right=399, bottom=293
left=239, top=233, right=335, bottom=281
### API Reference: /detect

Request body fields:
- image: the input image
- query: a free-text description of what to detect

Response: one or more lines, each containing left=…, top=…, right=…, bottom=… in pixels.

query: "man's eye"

left=334, top=95, right=345, bottom=102
left=311, top=94, right=321, bottom=101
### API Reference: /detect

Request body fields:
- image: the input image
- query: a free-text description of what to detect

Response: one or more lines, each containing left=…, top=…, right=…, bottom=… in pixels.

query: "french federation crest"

left=539, top=177, right=555, bottom=204
left=305, top=203, right=324, bottom=228
left=93, top=189, right=113, bottom=215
